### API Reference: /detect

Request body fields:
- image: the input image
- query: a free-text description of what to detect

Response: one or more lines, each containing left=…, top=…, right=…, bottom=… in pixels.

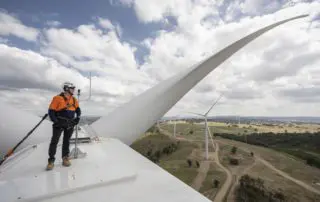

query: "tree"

left=274, top=191, right=285, bottom=202
left=196, top=161, right=200, bottom=168
left=150, top=155, right=159, bottom=163
left=155, top=150, right=161, bottom=159
left=162, top=147, right=168, bottom=155
left=172, top=143, right=178, bottom=151
left=229, top=158, right=239, bottom=165
left=187, top=159, right=192, bottom=167
left=213, top=179, right=220, bottom=188
left=231, top=146, right=237, bottom=154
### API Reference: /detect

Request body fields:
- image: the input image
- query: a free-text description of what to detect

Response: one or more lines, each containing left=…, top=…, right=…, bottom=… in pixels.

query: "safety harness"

left=58, top=92, right=76, bottom=111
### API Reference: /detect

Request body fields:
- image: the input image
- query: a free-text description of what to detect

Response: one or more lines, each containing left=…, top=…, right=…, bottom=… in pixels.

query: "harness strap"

left=58, top=93, right=76, bottom=111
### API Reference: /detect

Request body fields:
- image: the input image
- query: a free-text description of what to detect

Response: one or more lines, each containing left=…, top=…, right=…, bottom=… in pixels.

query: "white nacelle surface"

left=0, top=138, right=211, bottom=202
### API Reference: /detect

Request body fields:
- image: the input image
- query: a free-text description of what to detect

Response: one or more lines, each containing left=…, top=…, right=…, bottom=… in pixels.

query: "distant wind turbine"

left=187, top=94, right=223, bottom=160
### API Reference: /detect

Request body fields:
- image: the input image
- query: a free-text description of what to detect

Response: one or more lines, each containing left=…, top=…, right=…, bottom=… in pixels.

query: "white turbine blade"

left=0, top=102, right=52, bottom=156
left=205, top=94, right=223, bottom=116
left=90, top=15, right=307, bottom=145
left=185, top=111, right=205, bottom=117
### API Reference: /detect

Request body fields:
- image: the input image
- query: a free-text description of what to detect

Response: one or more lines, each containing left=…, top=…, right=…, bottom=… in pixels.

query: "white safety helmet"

left=62, top=82, right=75, bottom=92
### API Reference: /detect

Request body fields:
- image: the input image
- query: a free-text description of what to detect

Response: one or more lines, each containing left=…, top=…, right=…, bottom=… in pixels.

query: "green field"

left=160, top=121, right=320, bottom=169
left=131, top=132, right=200, bottom=186
left=199, top=162, right=227, bottom=194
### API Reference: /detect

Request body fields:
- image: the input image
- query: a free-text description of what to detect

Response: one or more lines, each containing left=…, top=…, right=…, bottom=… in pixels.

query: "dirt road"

left=161, top=126, right=233, bottom=202
left=212, top=142, right=233, bottom=202
left=257, top=156, right=320, bottom=195
left=192, top=161, right=211, bottom=191
left=159, top=125, right=320, bottom=198
left=216, top=139, right=320, bottom=196
left=226, top=159, right=257, bottom=201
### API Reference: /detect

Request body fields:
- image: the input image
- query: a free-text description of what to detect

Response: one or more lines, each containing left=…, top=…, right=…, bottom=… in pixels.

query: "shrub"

left=155, top=150, right=161, bottom=159
left=231, top=146, right=237, bottom=154
left=187, top=159, right=192, bottom=167
left=196, top=161, right=200, bottom=168
left=213, top=179, right=220, bottom=188
left=229, top=157, right=239, bottom=165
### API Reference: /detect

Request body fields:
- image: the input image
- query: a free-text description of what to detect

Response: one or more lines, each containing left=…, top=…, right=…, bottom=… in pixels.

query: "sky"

left=0, top=0, right=319, bottom=117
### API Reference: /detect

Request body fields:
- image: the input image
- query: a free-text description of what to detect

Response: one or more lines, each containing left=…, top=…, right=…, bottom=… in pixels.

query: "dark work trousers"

left=48, top=125, right=74, bottom=163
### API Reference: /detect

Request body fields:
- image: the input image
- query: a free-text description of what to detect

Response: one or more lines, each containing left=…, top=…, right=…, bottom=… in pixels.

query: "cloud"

left=1, top=1, right=320, bottom=117
left=46, top=20, right=61, bottom=27
left=0, top=37, right=8, bottom=43
left=123, top=0, right=320, bottom=116
left=41, top=22, right=138, bottom=71
left=0, top=43, right=151, bottom=116
left=277, top=86, right=320, bottom=103
left=98, top=18, right=114, bottom=30
left=240, top=0, right=281, bottom=15
left=39, top=21, right=154, bottom=97
left=98, top=17, right=123, bottom=37
left=0, top=44, right=85, bottom=92
left=0, top=10, right=39, bottom=41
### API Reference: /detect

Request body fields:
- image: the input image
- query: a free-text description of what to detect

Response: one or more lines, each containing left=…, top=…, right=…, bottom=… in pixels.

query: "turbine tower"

left=187, top=94, right=223, bottom=160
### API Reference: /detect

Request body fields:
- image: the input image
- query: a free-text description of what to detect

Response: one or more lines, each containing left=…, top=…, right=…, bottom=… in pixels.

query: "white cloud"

left=0, top=44, right=86, bottom=91
left=98, top=17, right=123, bottom=37
left=0, top=37, right=8, bottom=43
left=46, top=20, right=61, bottom=27
left=0, top=10, right=39, bottom=41
left=41, top=22, right=137, bottom=71
left=1, top=1, right=320, bottom=117
left=240, top=0, right=281, bottom=15
left=110, top=0, right=133, bottom=6
left=129, top=1, right=320, bottom=116
left=98, top=18, right=114, bottom=30
left=0, top=43, right=151, bottom=116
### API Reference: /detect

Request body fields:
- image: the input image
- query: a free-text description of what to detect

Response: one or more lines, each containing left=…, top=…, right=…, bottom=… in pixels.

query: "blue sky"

left=0, top=0, right=165, bottom=64
left=0, top=0, right=294, bottom=64
left=0, top=0, right=319, bottom=116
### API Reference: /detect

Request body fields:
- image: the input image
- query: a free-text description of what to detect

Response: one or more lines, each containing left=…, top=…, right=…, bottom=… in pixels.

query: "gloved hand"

left=74, top=117, right=80, bottom=125
left=53, top=120, right=62, bottom=128
left=53, top=119, right=68, bottom=128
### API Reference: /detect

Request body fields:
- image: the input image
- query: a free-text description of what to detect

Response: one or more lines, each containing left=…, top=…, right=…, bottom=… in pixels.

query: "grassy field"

left=131, top=132, right=200, bottom=186
left=218, top=144, right=255, bottom=173
left=248, top=162, right=320, bottom=202
left=132, top=122, right=320, bottom=201
left=199, top=162, right=227, bottom=199
left=217, top=138, right=320, bottom=191
left=161, top=121, right=320, bottom=168
left=162, top=121, right=320, bottom=135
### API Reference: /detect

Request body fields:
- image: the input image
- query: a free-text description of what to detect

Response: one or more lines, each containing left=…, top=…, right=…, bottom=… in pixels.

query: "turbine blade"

left=185, top=112, right=205, bottom=117
left=91, top=15, right=308, bottom=145
left=205, top=94, right=223, bottom=116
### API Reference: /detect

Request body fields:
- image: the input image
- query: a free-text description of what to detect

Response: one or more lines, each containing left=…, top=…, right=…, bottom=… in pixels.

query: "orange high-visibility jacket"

left=48, top=93, right=81, bottom=122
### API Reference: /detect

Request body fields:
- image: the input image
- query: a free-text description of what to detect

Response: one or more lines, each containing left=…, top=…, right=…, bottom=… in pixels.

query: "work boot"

left=62, top=156, right=71, bottom=167
left=46, top=162, right=54, bottom=171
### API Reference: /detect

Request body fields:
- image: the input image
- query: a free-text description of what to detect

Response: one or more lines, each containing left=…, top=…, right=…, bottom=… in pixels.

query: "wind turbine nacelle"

left=0, top=101, right=52, bottom=157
